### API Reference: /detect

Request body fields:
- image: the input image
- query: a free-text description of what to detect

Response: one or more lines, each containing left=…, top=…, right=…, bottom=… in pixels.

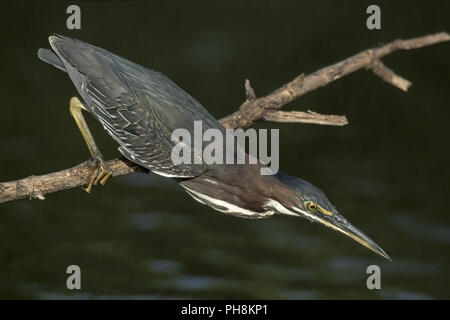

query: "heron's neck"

left=178, top=165, right=299, bottom=218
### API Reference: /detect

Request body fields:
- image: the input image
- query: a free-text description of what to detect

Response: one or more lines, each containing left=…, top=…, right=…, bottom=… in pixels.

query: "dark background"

left=0, top=0, right=449, bottom=299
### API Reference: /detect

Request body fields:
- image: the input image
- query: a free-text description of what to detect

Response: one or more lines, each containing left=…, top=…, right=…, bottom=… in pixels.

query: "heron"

left=38, top=35, right=390, bottom=260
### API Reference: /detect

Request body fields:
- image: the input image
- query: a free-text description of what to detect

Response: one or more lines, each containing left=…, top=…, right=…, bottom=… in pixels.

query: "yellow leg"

left=70, top=97, right=112, bottom=193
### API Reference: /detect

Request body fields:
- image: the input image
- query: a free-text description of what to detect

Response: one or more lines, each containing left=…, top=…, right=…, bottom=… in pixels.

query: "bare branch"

left=244, top=79, right=256, bottom=100
left=368, top=59, right=412, bottom=92
left=264, top=110, right=348, bottom=126
left=0, top=158, right=144, bottom=204
left=220, top=32, right=450, bottom=129
left=1, top=32, right=448, bottom=204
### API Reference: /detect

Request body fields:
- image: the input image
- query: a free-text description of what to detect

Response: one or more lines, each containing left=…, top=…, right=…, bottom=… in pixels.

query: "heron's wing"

left=38, top=48, right=66, bottom=72
left=46, top=35, right=225, bottom=178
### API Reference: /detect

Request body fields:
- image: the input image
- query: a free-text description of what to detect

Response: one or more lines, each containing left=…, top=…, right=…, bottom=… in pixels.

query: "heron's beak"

left=292, top=206, right=391, bottom=260
left=318, top=212, right=391, bottom=261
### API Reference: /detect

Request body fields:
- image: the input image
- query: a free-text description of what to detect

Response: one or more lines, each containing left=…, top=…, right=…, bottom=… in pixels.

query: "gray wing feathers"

left=43, top=35, right=222, bottom=178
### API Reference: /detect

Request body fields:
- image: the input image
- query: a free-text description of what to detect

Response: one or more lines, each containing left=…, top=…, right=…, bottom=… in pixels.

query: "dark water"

left=0, top=1, right=449, bottom=299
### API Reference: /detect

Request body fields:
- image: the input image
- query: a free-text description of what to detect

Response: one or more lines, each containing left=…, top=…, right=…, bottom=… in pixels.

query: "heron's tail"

left=37, top=48, right=66, bottom=72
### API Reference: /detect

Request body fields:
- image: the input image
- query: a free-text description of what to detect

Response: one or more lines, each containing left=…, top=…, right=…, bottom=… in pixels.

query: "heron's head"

left=275, top=172, right=390, bottom=260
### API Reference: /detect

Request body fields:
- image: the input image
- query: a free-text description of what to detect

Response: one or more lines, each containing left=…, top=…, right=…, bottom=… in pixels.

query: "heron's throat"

left=180, top=183, right=276, bottom=219
left=178, top=167, right=300, bottom=219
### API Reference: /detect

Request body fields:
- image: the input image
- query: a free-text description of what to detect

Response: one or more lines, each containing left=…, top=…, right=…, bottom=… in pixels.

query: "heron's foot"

left=84, top=157, right=113, bottom=193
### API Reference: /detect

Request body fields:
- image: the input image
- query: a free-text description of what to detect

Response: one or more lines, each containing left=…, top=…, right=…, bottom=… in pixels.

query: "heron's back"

left=39, top=35, right=224, bottom=178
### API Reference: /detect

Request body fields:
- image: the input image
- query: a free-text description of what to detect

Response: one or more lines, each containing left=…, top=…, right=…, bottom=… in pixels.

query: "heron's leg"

left=69, top=97, right=112, bottom=193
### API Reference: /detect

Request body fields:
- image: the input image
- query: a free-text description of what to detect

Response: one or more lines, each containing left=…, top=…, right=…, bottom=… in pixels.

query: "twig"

left=264, top=110, right=348, bottom=126
left=220, top=32, right=450, bottom=129
left=368, top=59, right=412, bottom=92
left=244, top=79, right=256, bottom=100
left=1, top=32, right=448, bottom=204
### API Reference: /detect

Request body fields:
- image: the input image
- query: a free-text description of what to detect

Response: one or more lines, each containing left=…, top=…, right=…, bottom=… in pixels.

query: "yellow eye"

left=306, top=202, right=318, bottom=211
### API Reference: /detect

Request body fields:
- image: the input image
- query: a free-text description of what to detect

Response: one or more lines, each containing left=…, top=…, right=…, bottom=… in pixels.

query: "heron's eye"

left=306, top=202, right=318, bottom=211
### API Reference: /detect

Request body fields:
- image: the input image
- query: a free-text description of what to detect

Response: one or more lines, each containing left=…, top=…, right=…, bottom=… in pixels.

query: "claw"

left=83, top=158, right=113, bottom=193
left=100, top=171, right=112, bottom=185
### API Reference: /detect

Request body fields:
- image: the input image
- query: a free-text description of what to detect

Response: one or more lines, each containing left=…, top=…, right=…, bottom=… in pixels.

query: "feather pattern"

left=42, top=35, right=225, bottom=178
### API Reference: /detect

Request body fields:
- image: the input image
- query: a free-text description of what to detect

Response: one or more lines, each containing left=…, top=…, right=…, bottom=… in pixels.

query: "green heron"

left=38, top=35, right=390, bottom=260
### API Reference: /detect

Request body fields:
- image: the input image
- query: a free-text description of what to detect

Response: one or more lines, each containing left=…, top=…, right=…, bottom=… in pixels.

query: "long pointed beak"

left=320, top=213, right=391, bottom=261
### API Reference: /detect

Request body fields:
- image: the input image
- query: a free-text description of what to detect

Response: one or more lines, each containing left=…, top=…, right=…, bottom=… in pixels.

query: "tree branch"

left=368, top=59, right=412, bottom=92
left=220, top=32, right=449, bottom=129
left=264, top=110, right=349, bottom=126
left=1, top=32, right=448, bottom=204
left=0, top=158, right=145, bottom=203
